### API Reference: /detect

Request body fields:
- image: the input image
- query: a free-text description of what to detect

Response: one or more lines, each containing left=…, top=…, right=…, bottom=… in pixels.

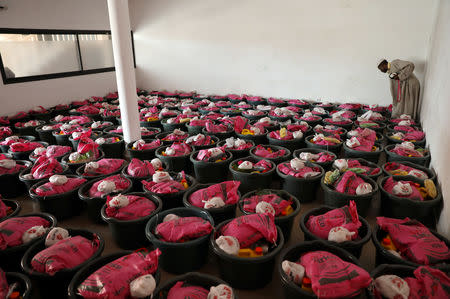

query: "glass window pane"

left=0, top=33, right=81, bottom=78
left=79, top=34, right=114, bottom=70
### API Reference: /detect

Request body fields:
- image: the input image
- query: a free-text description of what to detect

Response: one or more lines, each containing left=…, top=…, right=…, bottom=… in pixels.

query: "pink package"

left=82, top=159, right=125, bottom=176
left=334, top=171, right=366, bottom=195
left=220, top=213, right=277, bottom=247
left=346, top=159, right=380, bottom=175
left=300, top=251, right=371, bottom=298
left=0, top=216, right=51, bottom=249
left=156, top=216, right=213, bottom=242
left=105, top=195, right=157, bottom=220
left=0, top=127, right=13, bottom=139
left=186, top=135, right=212, bottom=146
left=162, top=132, right=188, bottom=142
left=189, top=181, right=241, bottom=208
left=393, top=125, right=415, bottom=132
left=233, top=116, right=249, bottom=134
left=9, top=142, right=43, bottom=152
left=31, top=157, right=64, bottom=179
left=404, top=130, right=425, bottom=141
left=278, top=163, right=321, bottom=178
left=325, top=118, right=352, bottom=125
left=77, top=250, right=160, bottom=299
left=72, top=129, right=92, bottom=140
left=269, top=129, right=294, bottom=140
left=390, top=145, right=423, bottom=157
left=0, top=198, right=7, bottom=219
left=316, top=152, right=335, bottom=163
left=404, top=266, right=450, bottom=299
left=76, top=105, right=100, bottom=115
left=382, top=177, right=424, bottom=201
left=34, top=177, right=87, bottom=196
left=0, top=268, right=7, bottom=298
left=31, top=235, right=99, bottom=275
left=0, top=160, right=26, bottom=175
left=189, top=119, right=208, bottom=127
left=253, top=145, right=286, bottom=158
left=205, top=122, right=229, bottom=133
left=242, top=193, right=292, bottom=216
left=337, top=103, right=361, bottom=110
left=45, top=145, right=72, bottom=158
left=127, top=159, right=157, bottom=177
left=77, top=137, right=99, bottom=157
left=383, top=162, right=424, bottom=177
left=88, top=175, right=130, bottom=198
left=163, top=143, right=191, bottom=156
left=377, top=217, right=450, bottom=265
left=142, top=180, right=186, bottom=194
left=306, top=201, right=361, bottom=240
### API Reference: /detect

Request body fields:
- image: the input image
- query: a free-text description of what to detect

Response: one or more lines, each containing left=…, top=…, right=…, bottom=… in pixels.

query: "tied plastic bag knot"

left=129, top=274, right=156, bottom=298
left=400, top=114, right=412, bottom=120
left=0, top=159, right=16, bottom=169
left=392, top=132, right=405, bottom=139
left=49, top=175, right=68, bottom=186
left=255, top=202, right=276, bottom=216
left=85, top=162, right=100, bottom=173
left=392, top=182, right=413, bottom=196
left=207, top=284, right=234, bottom=299
left=34, top=147, right=46, bottom=156
left=399, top=141, right=415, bottom=150
left=45, top=227, right=70, bottom=247
left=374, top=275, right=410, bottom=299
left=290, top=158, right=305, bottom=171
left=173, top=129, right=185, bottom=136
left=216, top=235, right=240, bottom=255
left=346, top=137, right=361, bottom=148
left=293, top=130, right=303, bottom=139
left=299, top=152, right=319, bottom=161
left=151, top=158, right=162, bottom=170
left=109, top=194, right=130, bottom=208
left=153, top=171, right=171, bottom=183
left=133, top=139, right=146, bottom=149
left=238, top=161, right=253, bottom=170
left=398, top=120, right=411, bottom=126
left=333, top=159, right=348, bottom=171
left=356, top=182, right=373, bottom=195
left=69, top=152, right=81, bottom=162
left=163, top=213, right=180, bottom=222
left=72, top=132, right=82, bottom=139
left=282, top=260, right=305, bottom=285
left=95, top=137, right=106, bottom=145
left=22, top=225, right=47, bottom=244
left=5, top=136, right=19, bottom=142
left=97, top=180, right=116, bottom=194
left=328, top=226, right=356, bottom=243
left=203, top=197, right=225, bottom=209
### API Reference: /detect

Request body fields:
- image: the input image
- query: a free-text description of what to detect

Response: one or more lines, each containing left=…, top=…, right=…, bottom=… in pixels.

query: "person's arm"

left=391, top=60, right=415, bottom=81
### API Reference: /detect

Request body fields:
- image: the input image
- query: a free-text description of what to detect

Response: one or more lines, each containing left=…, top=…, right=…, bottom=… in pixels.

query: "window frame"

left=0, top=28, right=136, bottom=84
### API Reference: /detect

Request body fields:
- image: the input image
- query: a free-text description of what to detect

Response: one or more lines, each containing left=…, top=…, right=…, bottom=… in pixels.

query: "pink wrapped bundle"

left=287, top=99, right=309, bottom=106
left=102, top=109, right=120, bottom=117
left=285, top=106, right=302, bottom=113
left=346, top=159, right=380, bottom=175
left=105, top=195, right=157, bottom=220
left=54, top=104, right=70, bottom=110
left=311, top=134, right=341, bottom=146
left=269, top=129, right=294, bottom=140
left=72, top=99, right=90, bottom=106
left=185, top=134, right=212, bottom=146
left=14, top=120, right=42, bottom=128
left=324, top=118, right=352, bottom=125
left=163, top=143, right=192, bottom=156
left=390, top=118, right=417, bottom=125
left=393, top=125, right=415, bottom=132
left=267, top=97, right=284, bottom=104
left=287, top=124, right=309, bottom=133
left=201, top=106, right=220, bottom=112
left=78, top=250, right=160, bottom=299
left=245, top=95, right=264, bottom=102
left=160, top=110, right=178, bottom=118
left=77, top=137, right=99, bottom=157
left=299, top=251, right=371, bottom=298
left=77, top=105, right=100, bottom=115
left=167, top=281, right=208, bottom=299
left=82, top=159, right=125, bottom=176
left=161, top=91, right=178, bottom=97
left=189, top=181, right=241, bottom=208
left=347, top=136, right=375, bottom=152
left=278, top=163, right=321, bottom=178
left=196, top=148, right=227, bottom=162
left=232, top=116, right=248, bottom=134
left=0, top=126, right=12, bottom=140
left=363, top=104, right=386, bottom=112
left=72, top=129, right=92, bottom=140
left=315, top=152, right=335, bottom=163
left=189, top=119, right=208, bottom=127
left=134, top=139, right=162, bottom=150
left=242, top=193, right=292, bottom=216
left=45, top=145, right=72, bottom=158
left=56, top=115, right=91, bottom=124
left=0, top=137, right=29, bottom=146
left=156, top=216, right=213, bottom=242
left=377, top=217, right=450, bottom=264
left=253, top=145, right=286, bottom=158
left=0, top=197, right=8, bottom=219
left=34, top=177, right=87, bottom=196
left=9, top=142, right=43, bottom=152
left=233, top=103, right=252, bottom=109
left=0, top=268, right=7, bottom=298
left=142, top=179, right=186, bottom=194
left=0, top=117, right=9, bottom=125
left=227, top=94, right=243, bottom=101
left=338, top=103, right=361, bottom=110
left=203, top=113, right=223, bottom=120
left=127, top=159, right=158, bottom=177
left=31, top=157, right=64, bottom=179
left=404, top=266, right=450, bottom=299
left=215, top=101, right=231, bottom=107
left=306, top=201, right=361, bottom=240
left=331, top=110, right=356, bottom=119
left=9, top=111, right=28, bottom=120
left=334, top=171, right=366, bottom=195
left=235, top=159, right=272, bottom=173
left=382, top=177, right=424, bottom=201
left=0, top=158, right=27, bottom=175
left=383, top=162, right=427, bottom=179
left=56, top=124, right=81, bottom=135
left=88, top=175, right=130, bottom=198
left=315, top=125, right=345, bottom=135
left=205, top=122, right=230, bottom=133
left=299, top=114, right=321, bottom=121
left=31, top=236, right=99, bottom=275
left=161, top=132, right=189, bottom=141
left=220, top=213, right=277, bottom=247
left=0, top=216, right=51, bottom=249
left=390, top=144, right=423, bottom=157
left=404, top=130, right=425, bottom=141
left=242, top=110, right=265, bottom=117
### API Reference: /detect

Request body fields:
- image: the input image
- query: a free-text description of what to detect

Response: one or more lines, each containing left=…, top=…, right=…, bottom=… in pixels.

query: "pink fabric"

left=31, top=235, right=99, bottom=275
left=14, top=120, right=42, bottom=128
left=77, top=137, right=100, bottom=157
left=299, top=251, right=371, bottom=298
left=324, top=118, right=352, bottom=125
left=383, top=177, right=424, bottom=201
left=72, top=129, right=92, bottom=140
left=245, top=95, right=264, bottom=102
left=384, top=162, right=423, bottom=176
left=189, top=181, right=240, bottom=208
left=242, top=193, right=292, bottom=216
left=167, top=281, right=209, bottom=299
left=57, top=125, right=81, bottom=136
left=345, top=159, right=381, bottom=175
left=205, top=121, right=230, bottom=133
left=310, top=135, right=341, bottom=146
left=269, top=129, right=294, bottom=140
left=134, top=139, right=162, bottom=150
left=127, top=159, right=158, bottom=177
left=0, top=198, right=8, bottom=219
left=224, top=141, right=253, bottom=150
left=142, top=179, right=186, bottom=194
left=393, top=125, right=416, bottom=132
left=186, top=135, right=212, bottom=146
left=161, top=133, right=189, bottom=142
left=337, top=103, right=361, bottom=110
left=404, top=266, right=450, bottom=299
left=106, top=195, right=157, bottom=220
left=189, top=119, right=208, bottom=127
left=278, top=163, right=321, bottom=178
left=287, top=124, right=309, bottom=133
left=0, top=155, right=26, bottom=174
left=0, top=216, right=51, bottom=249
left=88, top=175, right=130, bottom=198
left=163, top=143, right=192, bottom=156
left=390, top=118, right=417, bottom=125
left=306, top=201, right=361, bottom=240
left=404, top=130, right=425, bottom=141
left=315, top=126, right=345, bottom=135
left=253, top=145, right=286, bottom=158
left=78, top=250, right=160, bottom=299
left=0, top=127, right=12, bottom=140
left=76, top=105, right=100, bottom=115
left=196, top=148, right=227, bottom=162
left=377, top=217, right=450, bottom=265
left=390, top=145, right=424, bottom=157
left=287, top=99, right=309, bottom=106
left=156, top=216, right=213, bottom=242
left=0, top=268, right=7, bottom=298
left=34, top=177, right=87, bottom=196
left=334, top=171, right=366, bottom=195
left=72, top=100, right=90, bottom=106
left=31, top=157, right=64, bottom=179
left=45, top=145, right=72, bottom=158
left=0, top=137, right=29, bottom=146
left=363, top=105, right=386, bottom=112
left=233, top=116, right=248, bottom=133
left=9, top=142, right=43, bottom=152
left=54, top=115, right=91, bottom=124
left=220, top=213, right=277, bottom=247
left=316, top=152, right=335, bottom=163
left=348, top=128, right=377, bottom=152
left=268, top=97, right=284, bottom=104
left=299, top=115, right=321, bottom=121
left=82, top=159, right=125, bottom=176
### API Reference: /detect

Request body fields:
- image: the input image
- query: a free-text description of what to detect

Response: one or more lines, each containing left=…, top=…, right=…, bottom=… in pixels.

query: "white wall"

left=130, top=0, right=436, bottom=104
left=421, top=0, right=450, bottom=238
left=0, top=0, right=116, bottom=116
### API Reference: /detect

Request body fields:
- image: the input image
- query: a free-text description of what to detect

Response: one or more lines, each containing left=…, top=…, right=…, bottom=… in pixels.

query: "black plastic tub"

left=384, top=144, right=431, bottom=167
left=190, top=150, right=233, bottom=183
left=35, top=125, right=57, bottom=144
left=142, top=172, right=196, bottom=210
left=366, top=264, right=415, bottom=299
left=0, top=199, right=21, bottom=221
left=20, top=228, right=104, bottom=299
left=121, top=161, right=167, bottom=192
left=378, top=176, right=443, bottom=228
left=146, top=207, right=214, bottom=274
left=299, top=206, right=372, bottom=258
left=381, top=161, right=436, bottom=182
left=101, top=114, right=119, bottom=125
left=101, top=193, right=162, bottom=249
left=239, top=189, right=301, bottom=241
left=202, top=127, right=234, bottom=141
left=242, top=111, right=268, bottom=121
left=61, top=150, right=105, bottom=173
left=28, top=174, right=86, bottom=220
left=5, top=272, right=33, bottom=299
left=19, top=163, right=70, bottom=190
left=188, top=135, right=219, bottom=150
left=52, top=132, right=72, bottom=147
left=332, top=158, right=382, bottom=180
left=250, top=144, right=292, bottom=164
left=96, top=135, right=124, bottom=159
left=156, top=131, right=189, bottom=146
left=211, top=221, right=284, bottom=289
left=68, top=250, right=162, bottom=299
left=140, top=118, right=162, bottom=129
left=154, top=272, right=238, bottom=299
left=277, top=162, right=324, bottom=203
left=155, top=146, right=192, bottom=173
left=342, top=143, right=384, bottom=164
left=69, top=131, right=103, bottom=151
left=372, top=223, right=450, bottom=271
left=385, top=133, right=426, bottom=147
left=321, top=174, right=378, bottom=217
left=78, top=175, right=133, bottom=223
left=278, top=241, right=364, bottom=299
left=0, top=213, right=57, bottom=272
left=8, top=141, right=48, bottom=161
left=126, top=138, right=160, bottom=160
left=267, top=135, right=304, bottom=153
left=323, top=119, right=354, bottom=130
left=15, top=121, right=45, bottom=138
left=0, top=160, right=32, bottom=198
left=161, top=119, right=187, bottom=132
left=185, top=123, right=204, bottom=135
left=356, top=122, right=386, bottom=133
left=293, top=148, right=337, bottom=170
left=229, top=156, right=276, bottom=195
left=217, top=140, right=255, bottom=159
left=183, top=183, right=239, bottom=225
left=235, top=131, right=267, bottom=145
left=305, top=135, right=342, bottom=154
left=75, top=159, right=127, bottom=180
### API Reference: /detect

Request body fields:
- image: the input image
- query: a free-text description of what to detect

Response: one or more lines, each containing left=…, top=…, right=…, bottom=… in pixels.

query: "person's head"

left=378, top=59, right=388, bottom=73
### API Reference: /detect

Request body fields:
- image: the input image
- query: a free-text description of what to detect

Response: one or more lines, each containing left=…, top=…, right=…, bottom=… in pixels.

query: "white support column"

left=106, top=0, right=140, bottom=143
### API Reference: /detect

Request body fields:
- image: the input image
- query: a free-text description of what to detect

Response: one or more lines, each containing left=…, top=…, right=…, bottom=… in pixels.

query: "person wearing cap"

left=377, top=59, right=421, bottom=119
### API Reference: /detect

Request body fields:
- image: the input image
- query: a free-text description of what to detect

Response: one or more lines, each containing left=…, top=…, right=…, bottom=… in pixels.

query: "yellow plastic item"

left=281, top=205, right=294, bottom=216
left=179, top=118, right=191, bottom=123
left=181, top=179, right=189, bottom=189
left=381, top=235, right=397, bottom=251
left=418, top=187, right=428, bottom=199
left=146, top=117, right=158, bottom=122
left=238, top=247, right=264, bottom=258
left=301, top=277, right=313, bottom=292
left=424, top=179, right=437, bottom=199
left=323, top=136, right=341, bottom=144
left=280, top=127, right=287, bottom=138
left=390, top=170, right=408, bottom=176
left=241, top=129, right=254, bottom=135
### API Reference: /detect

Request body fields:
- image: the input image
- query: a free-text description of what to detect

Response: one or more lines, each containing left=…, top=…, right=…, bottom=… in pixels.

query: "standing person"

left=377, top=59, right=421, bottom=119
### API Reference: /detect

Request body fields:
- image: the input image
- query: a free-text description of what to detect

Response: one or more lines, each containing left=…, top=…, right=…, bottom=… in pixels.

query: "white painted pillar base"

left=107, top=0, right=140, bottom=143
